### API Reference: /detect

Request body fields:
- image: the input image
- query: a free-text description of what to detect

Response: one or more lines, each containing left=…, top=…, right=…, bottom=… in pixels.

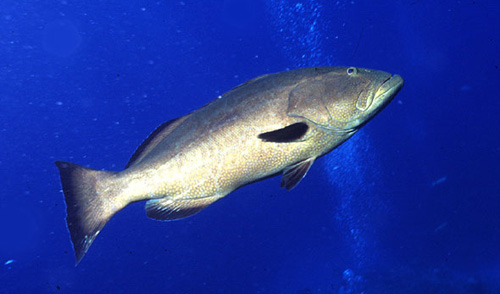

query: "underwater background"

left=1, top=0, right=499, bottom=293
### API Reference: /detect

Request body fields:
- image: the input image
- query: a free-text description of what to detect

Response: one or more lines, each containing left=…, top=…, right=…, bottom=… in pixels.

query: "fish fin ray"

left=281, top=157, right=316, bottom=190
left=226, top=74, right=270, bottom=94
left=125, top=115, right=191, bottom=168
left=55, top=161, right=125, bottom=265
left=145, top=197, right=219, bottom=221
left=258, top=122, right=309, bottom=143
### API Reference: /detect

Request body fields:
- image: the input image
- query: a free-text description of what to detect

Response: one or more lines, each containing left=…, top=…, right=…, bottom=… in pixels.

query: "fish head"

left=287, top=67, right=404, bottom=133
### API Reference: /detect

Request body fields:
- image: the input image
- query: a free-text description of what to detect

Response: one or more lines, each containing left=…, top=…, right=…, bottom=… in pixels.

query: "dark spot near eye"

left=56, top=285, right=61, bottom=290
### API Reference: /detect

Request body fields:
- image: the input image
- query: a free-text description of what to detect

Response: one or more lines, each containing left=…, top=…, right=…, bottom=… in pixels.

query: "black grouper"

left=55, top=66, right=404, bottom=264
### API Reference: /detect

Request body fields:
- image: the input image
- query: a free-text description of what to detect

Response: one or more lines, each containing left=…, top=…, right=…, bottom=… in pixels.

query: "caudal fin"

left=55, top=161, right=124, bottom=265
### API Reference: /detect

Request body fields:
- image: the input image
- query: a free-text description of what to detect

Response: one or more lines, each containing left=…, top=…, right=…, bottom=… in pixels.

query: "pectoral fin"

left=258, top=122, right=309, bottom=143
left=281, top=157, right=316, bottom=190
left=145, top=196, right=220, bottom=221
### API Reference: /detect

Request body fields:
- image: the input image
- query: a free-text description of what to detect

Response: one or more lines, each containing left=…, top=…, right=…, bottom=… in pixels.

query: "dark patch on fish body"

left=258, top=122, right=309, bottom=142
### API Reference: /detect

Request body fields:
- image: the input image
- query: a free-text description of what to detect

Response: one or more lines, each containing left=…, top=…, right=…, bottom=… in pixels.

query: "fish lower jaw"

left=320, top=125, right=358, bottom=136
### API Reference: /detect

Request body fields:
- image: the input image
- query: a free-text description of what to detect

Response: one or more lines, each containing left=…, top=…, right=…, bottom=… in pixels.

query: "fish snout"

left=373, top=74, right=404, bottom=108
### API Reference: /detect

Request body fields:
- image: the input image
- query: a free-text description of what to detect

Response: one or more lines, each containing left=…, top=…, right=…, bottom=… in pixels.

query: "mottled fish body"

left=55, top=67, right=403, bottom=264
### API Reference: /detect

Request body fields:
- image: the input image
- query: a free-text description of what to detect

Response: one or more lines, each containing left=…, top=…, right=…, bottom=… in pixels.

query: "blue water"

left=1, top=1, right=499, bottom=293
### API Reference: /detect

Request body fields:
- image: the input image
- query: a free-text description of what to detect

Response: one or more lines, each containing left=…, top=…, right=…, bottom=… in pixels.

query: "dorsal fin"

left=125, top=115, right=191, bottom=168
left=145, top=196, right=220, bottom=221
left=226, top=73, right=270, bottom=94
left=281, top=157, right=316, bottom=190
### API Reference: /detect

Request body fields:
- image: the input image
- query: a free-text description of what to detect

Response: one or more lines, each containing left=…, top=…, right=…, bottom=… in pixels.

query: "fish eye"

left=347, top=67, right=358, bottom=76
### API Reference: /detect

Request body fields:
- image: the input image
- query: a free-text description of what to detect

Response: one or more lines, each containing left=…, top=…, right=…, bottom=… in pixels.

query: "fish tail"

left=55, top=161, right=125, bottom=265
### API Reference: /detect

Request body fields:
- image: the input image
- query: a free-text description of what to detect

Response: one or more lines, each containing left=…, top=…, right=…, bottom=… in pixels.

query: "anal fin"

left=145, top=196, right=219, bottom=221
left=281, top=157, right=316, bottom=191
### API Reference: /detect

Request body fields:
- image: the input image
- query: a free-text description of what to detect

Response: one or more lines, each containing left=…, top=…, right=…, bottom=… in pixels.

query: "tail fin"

left=55, top=161, right=125, bottom=265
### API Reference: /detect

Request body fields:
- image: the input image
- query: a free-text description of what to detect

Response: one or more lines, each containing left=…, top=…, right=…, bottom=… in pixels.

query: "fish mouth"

left=343, top=73, right=404, bottom=133
left=373, top=74, right=404, bottom=108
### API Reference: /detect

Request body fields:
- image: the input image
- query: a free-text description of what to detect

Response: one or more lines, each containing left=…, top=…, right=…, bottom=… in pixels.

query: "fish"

left=55, top=66, right=403, bottom=264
